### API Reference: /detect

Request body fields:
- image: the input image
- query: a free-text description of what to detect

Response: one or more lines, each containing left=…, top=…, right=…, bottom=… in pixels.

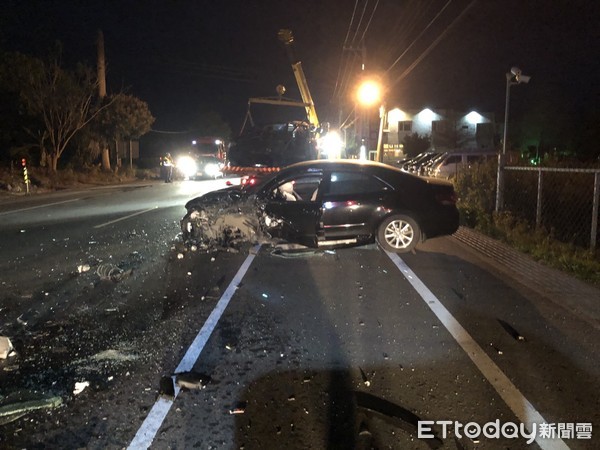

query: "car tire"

left=377, top=214, right=420, bottom=253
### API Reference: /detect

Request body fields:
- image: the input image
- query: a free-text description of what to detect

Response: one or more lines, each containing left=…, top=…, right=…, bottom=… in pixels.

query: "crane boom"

left=277, top=29, right=319, bottom=127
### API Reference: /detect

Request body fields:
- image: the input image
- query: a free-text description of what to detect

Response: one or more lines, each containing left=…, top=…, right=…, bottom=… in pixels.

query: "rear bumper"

left=420, top=207, right=460, bottom=239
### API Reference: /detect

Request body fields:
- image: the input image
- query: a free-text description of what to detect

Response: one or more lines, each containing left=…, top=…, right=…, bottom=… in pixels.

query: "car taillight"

left=436, top=191, right=458, bottom=205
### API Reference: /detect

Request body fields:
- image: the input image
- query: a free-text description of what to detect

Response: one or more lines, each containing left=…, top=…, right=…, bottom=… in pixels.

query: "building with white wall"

left=382, top=107, right=496, bottom=160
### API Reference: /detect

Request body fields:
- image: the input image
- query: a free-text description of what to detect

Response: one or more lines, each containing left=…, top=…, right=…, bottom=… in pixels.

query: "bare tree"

left=4, top=50, right=114, bottom=171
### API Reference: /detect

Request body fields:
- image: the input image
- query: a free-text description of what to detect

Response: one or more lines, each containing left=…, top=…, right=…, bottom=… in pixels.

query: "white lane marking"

left=0, top=198, right=81, bottom=216
left=128, top=245, right=261, bottom=450
left=386, top=252, right=569, bottom=450
left=93, top=207, right=158, bottom=229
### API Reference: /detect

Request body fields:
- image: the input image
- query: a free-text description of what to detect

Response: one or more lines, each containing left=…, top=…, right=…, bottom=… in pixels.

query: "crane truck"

left=224, top=29, right=327, bottom=176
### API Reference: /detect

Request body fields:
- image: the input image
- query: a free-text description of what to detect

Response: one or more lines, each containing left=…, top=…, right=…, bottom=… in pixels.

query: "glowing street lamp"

left=356, top=79, right=385, bottom=162
left=495, top=66, right=531, bottom=212
left=357, top=80, right=381, bottom=107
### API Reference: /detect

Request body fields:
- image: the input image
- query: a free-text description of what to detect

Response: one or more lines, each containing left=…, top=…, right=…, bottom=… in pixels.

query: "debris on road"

left=0, top=396, right=62, bottom=425
left=270, top=245, right=321, bottom=258
left=73, top=381, right=89, bottom=395
left=90, top=349, right=139, bottom=363
left=159, top=376, right=175, bottom=399
left=229, top=401, right=247, bottom=414
left=497, top=319, right=526, bottom=341
left=359, top=367, right=371, bottom=387
left=16, top=315, right=28, bottom=326
left=96, top=263, right=132, bottom=282
left=77, top=264, right=91, bottom=273
left=202, top=285, right=221, bottom=300
left=175, top=371, right=211, bottom=390
left=490, top=343, right=503, bottom=355
left=0, top=336, right=14, bottom=359
left=353, top=391, right=444, bottom=447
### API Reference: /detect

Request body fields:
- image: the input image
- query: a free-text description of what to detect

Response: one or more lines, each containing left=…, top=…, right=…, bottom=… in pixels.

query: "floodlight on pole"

left=495, top=66, right=530, bottom=212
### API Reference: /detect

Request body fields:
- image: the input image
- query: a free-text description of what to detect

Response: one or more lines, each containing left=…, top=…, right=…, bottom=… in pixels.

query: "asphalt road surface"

left=0, top=180, right=598, bottom=450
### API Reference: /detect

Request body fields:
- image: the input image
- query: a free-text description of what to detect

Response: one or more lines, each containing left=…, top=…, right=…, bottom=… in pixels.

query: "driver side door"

left=261, top=173, right=324, bottom=247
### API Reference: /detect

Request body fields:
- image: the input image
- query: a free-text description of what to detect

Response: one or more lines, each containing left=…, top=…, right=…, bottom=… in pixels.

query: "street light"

left=495, top=66, right=531, bottom=212
left=356, top=80, right=381, bottom=106
left=356, top=79, right=384, bottom=162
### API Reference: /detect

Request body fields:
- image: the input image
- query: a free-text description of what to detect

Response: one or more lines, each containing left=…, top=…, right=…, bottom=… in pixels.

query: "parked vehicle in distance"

left=403, top=151, right=440, bottom=174
left=181, top=160, right=459, bottom=253
left=430, top=151, right=496, bottom=179
left=419, top=152, right=448, bottom=176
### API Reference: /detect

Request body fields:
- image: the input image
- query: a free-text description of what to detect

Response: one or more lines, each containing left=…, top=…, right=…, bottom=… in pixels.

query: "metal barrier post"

left=495, top=149, right=505, bottom=213
left=21, top=158, right=30, bottom=195
left=536, top=169, right=543, bottom=229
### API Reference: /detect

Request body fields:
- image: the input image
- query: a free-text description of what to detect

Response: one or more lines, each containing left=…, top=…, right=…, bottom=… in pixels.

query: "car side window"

left=271, top=175, right=323, bottom=202
left=327, top=171, right=388, bottom=196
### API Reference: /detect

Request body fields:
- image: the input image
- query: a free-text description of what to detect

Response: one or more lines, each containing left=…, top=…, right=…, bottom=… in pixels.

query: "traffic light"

left=21, top=158, right=26, bottom=167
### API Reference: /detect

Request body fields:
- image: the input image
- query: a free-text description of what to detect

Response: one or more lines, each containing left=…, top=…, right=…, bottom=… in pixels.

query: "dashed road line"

left=0, top=198, right=81, bottom=215
left=93, top=207, right=158, bottom=229
left=386, top=251, right=569, bottom=450
left=128, top=244, right=261, bottom=450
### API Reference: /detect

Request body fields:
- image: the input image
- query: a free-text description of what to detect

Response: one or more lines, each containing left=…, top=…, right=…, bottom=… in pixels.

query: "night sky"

left=2, top=0, right=599, bottom=136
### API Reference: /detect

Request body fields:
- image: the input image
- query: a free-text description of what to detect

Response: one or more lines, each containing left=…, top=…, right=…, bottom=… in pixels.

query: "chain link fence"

left=503, top=166, right=600, bottom=250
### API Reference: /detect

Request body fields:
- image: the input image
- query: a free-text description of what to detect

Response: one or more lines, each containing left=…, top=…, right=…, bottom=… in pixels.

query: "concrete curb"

left=452, top=226, right=600, bottom=329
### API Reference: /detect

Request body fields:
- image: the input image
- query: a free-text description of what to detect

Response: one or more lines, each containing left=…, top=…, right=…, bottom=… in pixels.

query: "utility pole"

left=97, top=30, right=107, bottom=98
left=97, top=29, right=111, bottom=170
left=344, top=41, right=368, bottom=157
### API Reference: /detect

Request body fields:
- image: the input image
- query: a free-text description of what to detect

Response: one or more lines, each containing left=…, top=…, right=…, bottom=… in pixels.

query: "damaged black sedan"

left=180, top=160, right=459, bottom=253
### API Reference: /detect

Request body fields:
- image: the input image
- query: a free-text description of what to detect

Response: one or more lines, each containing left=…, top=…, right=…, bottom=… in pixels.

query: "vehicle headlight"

left=317, top=131, right=344, bottom=160
left=204, top=163, right=220, bottom=177
left=177, top=156, right=197, bottom=178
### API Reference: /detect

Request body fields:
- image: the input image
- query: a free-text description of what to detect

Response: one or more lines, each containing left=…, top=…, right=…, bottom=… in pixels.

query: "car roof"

left=285, top=159, right=403, bottom=173
left=278, top=159, right=428, bottom=186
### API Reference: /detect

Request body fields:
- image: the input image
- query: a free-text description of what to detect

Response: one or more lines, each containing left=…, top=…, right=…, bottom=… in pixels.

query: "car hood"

left=184, top=185, right=246, bottom=211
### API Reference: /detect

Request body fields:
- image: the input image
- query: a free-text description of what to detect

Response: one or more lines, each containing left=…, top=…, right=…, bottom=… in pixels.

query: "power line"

left=359, top=0, right=379, bottom=44
left=385, top=0, right=454, bottom=75
left=390, top=0, right=478, bottom=88
left=333, top=0, right=360, bottom=99
left=333, top=0, right=380, bottom=101
left=349, top=0, right=370, bottom=48
left=343, top=0, right=360, bottom=48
